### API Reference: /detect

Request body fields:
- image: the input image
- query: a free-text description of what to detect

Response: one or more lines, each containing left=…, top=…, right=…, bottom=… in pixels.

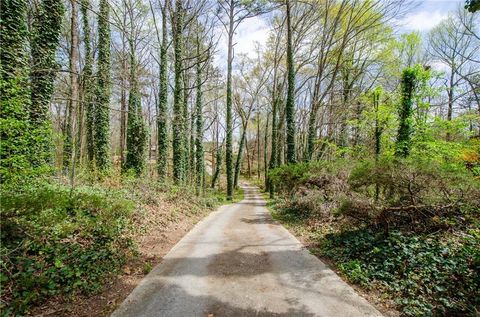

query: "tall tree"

left=81, top=0, right=95, bottom=164
left=195, top=34, right=205, bottom=195
left=30, top=0, right=65, bottom=167
left=156, top=0, right=168, bottom=181
left=94, top=0, right=112, bottom=171
left=0, top=0, right=32, bottom=184
left=395, top=67, right=417, bottom=158
left=217, top=0, right=267, bottom=199
left=172, top=0, right=185, bottom=183
left=428, top=11, right=480, bottom=139
left=123, top=37, right=147, bottom=175
left=285, top=0, right=296, bottom=164
left=64, top=0, right=80, bottom=171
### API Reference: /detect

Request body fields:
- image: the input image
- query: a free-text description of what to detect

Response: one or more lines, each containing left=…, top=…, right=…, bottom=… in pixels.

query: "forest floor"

left=111, top=184, right=382, bottom=317
left=30, top=185, right=229, bottom=317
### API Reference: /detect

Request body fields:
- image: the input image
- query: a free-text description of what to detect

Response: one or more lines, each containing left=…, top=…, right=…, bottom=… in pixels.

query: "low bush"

left=0, top=183, right=135, bottom=315
left=269, top=161, right=350, bottom=218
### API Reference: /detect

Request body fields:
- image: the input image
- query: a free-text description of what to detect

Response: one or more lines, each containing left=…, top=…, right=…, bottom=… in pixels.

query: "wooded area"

left=1, top=0, right=479, bottom=316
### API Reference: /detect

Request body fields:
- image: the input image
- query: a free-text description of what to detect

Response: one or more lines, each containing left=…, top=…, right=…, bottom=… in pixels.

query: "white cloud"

left=235, top=16, right=269, bottom=56
left=402, top=10, right=448, bottom=31
left=213, top=16, right=270, bottom=70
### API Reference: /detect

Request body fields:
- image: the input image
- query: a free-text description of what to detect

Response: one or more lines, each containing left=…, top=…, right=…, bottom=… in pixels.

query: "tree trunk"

left=264, top=114, right=269, bottom=190
left=246, top=137, right=251, bottom=179
left=64, top=0, right=79, bottom=173
left=195, top=35, right=204, bottom=195
left=285, top=0, right=296, bottom=164
left=211, top=141, right=222, bottom=188
left=30, top=0, right=65, bottom=167
left=225, top=0, right=234, bottom=200
left=172, top=0, right=184, bottom=183
left=257, top=111, right=260, bottom=179
left=157, top=0, right=168, bottom=180
left=94, top=0, right=111, bottom=171
left=81, top=0, right=95, bottom=164
left=234, top=123, right=247, bottom=189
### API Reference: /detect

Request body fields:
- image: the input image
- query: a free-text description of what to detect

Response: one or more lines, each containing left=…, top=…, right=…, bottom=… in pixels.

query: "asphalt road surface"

left=112, top=185, right=383, bottom=317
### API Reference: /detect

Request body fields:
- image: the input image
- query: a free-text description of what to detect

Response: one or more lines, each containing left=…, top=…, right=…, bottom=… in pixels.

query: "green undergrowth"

left=268, top=155, right=480, bottom=316
left=0, top=183, right=134, bottom=316
left=322, top=229, right=480, bottom=316
left=0, top=176, right=226, bottom=316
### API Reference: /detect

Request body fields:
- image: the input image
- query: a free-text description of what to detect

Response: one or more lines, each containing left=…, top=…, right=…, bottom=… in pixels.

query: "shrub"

left=269, top=161, right=351, bottom=218
left=341, top=158, right=480, bottom=233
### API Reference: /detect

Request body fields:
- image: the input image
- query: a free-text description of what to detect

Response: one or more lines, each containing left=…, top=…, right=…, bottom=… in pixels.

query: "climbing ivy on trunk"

left=395, top=65, right=430, bottom=158
left=195, top=36, right=204, bottom=195
left=123, top=40, right=147, bottom=176
left=94, top=0, right=111, bottom=172
left=30, top=0, right=64, bottom=168
left=81, top=0, right=95, bottom=164
left=157, top=2, right=168, bottom=181
left=0, top=0, right=33, bottom=185
left=285, top=0, right=296, bottom=164
left=172, top=0, right=185, bottom=184
left=63, top=0, right=80, bottom=171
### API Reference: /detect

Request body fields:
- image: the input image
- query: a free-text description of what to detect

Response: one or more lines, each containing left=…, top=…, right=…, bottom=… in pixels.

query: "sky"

left=213, top=0, right=465, bottom=67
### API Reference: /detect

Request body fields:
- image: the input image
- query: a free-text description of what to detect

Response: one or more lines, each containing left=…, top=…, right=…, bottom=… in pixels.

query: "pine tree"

left=30, top=0, right=65, bottom=168
left=94, top=0, right=111, bottom=171
left=157, top=1, right=168, bottom=181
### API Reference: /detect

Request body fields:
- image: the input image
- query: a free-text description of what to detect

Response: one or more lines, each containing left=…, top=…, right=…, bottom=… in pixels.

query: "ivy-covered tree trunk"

left=81, top=0, right=95, bottom=164
left=30, top=0, right=64, bottom=168
left=189, top=106, right=195, bottom=185
left=172, top=0, right=184, bottom=184
left=123, top=39, right=147, bottom=176
left=211, top=141, right=223, bottom=189
left=268, top=84, right=279, bottom=198
left=225, top=1, right=234, bottom=200
left=256, top=112, right=260, bottom=179
left=0, top=0, right=32, bottom=185
left=186, top=76, right=193, bottom=184
left=234, top=119, right=248, bottom=189
left=94, top=0, right=111, bottom=172
left=195, top=38, right=204, bottom=195
left=64, top=0, right=80, bottom=171
left=395, top=67, right=416, bottom=158
left=119, top=37, right=127, bottom=166
left=264, top=114, right=269, bottom=189
left=306, top=101, right=317, bottom=161
left=157, top=1, right=168, bottom=181
left=285, top=0, right=296, bottom=164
